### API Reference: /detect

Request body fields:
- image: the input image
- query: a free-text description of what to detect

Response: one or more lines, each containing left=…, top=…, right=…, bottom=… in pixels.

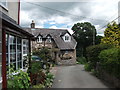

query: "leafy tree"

left=101, top=22, right=120, bottom=48
left=95, top=35, right=103, bottom=45
left=72, top=22, right=97, bottom=57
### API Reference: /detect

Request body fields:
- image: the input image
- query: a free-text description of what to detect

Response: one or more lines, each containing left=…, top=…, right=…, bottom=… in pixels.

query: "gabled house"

left=0, top=1, right=34, bottom=89
left=24, top=21, right=77, bottom=65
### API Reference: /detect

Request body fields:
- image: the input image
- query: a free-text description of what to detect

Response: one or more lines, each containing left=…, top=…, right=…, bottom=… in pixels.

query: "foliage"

left=84, top=62, right=93, bottom=71
left=28, top=61, right=46, bottom=85
left=76, top=57, right=87, bottom=64
left=101, top=22, right=120, bottom=48
left=23, top=56, right=29, bottom=69
left=45, top=72, right=54, bottom=88
left=7, top=67, right=30, bottom=88
left=91, top=69, right=100, bottom=77
left=32, top=84, right=45, bottom=88
left=72, top=22, right=97, bottom=57
left=95, top=35, right=103, bottom=45
left=86, top=44, right=112, bottom=68
left=29, top=61, right=42, bottom=74
left=99, top=48, right=120, bottom=78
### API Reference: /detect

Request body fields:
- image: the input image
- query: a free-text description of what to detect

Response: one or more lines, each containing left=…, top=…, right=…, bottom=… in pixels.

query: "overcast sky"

left=20, top=0, right=120, bottom=35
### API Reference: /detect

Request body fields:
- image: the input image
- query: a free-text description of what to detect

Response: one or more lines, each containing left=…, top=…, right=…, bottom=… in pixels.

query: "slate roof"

left=24, top=28, right=77, bottom=50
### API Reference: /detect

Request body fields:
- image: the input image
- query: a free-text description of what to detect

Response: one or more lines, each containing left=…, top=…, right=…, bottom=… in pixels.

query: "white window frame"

left=47, top=36, right=51, bottom=43
left=63, top=33, right=71, bottom=42
left=37, top=36, right=42, bottom=43
left=6, top=34, right=25, bottom=71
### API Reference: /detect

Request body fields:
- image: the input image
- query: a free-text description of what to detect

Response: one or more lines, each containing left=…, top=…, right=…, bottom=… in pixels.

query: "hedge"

left=86, top=44, right=112, bottom=69
left=99, top=48, right=120, bottom=78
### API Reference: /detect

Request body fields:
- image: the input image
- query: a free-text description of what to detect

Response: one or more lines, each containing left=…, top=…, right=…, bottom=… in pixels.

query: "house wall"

left=0, top=19, right=2, bottom=83
left=0, top=0, right=19, bottom=23
left=57, top=50, right=76, bottom=65
left=32, top=38, right=76, bottom=65
left=32, top=39, right=55, bottom=50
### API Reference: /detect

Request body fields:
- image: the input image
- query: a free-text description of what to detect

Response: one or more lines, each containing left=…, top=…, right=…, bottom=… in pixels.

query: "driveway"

left=51, top=65, right=111, bottom=88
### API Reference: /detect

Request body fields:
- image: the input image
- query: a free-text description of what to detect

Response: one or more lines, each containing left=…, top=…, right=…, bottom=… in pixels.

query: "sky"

left=20, top=0, right=120, bottom=36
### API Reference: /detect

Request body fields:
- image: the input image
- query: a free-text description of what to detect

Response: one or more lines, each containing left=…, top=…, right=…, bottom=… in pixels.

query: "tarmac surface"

left=51, top=65, right=111, bottom=89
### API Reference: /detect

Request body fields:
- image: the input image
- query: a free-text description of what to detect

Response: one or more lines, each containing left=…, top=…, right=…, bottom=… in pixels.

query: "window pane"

left=18, top=61, right=22, bottom=69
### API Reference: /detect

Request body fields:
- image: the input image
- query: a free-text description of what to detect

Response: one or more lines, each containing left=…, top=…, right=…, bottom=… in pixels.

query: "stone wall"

left=32, top=39, right=55, bottom=50
left=57, top=50, right=76, bottom=65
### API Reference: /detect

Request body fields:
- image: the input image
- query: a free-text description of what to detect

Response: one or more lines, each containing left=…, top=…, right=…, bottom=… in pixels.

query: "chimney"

left=31, top=20, right=35, bottom=28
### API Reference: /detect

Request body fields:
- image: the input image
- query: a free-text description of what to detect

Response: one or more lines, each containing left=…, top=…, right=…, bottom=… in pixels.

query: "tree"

left=101, top=22, right=120, bottom=48
left=72, top=22, right=97, bottom=57
left=95, top=35, right=103, bottom=45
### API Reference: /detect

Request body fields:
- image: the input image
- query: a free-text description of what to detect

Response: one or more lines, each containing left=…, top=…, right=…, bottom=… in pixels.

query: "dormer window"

left=47, top=36, right=51, bottom=43
left=65, top=36, right=69, bottom=41
left=37, top=36, right=42, bottom=43
left=63, top=33, right=71, bottom=42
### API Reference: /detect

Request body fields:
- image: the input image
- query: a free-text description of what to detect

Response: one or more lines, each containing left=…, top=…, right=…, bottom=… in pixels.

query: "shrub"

left=32, top=84, right=45, bottom=88
left=86, top=44, right=112, bottom=68
left=99, top=48, right=120, bottom=78
left=45, top=72, right=54, bottom=88
left=7, top=67, right=30, bottom=88
left=77, top=57, right=87, bottom=64
left=84, top=62, right=93, bottom=71
left=28, top=61, right=46, bottom=85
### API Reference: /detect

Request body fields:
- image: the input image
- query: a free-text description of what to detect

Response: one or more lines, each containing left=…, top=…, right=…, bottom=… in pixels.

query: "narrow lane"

left=52, top=65, right=111, bottom=88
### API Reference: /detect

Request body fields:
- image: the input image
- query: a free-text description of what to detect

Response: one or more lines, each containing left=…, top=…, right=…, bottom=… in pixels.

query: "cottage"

left=24, top=21, right=77, bottom=65
left=0, top=1, right=34, bottom=89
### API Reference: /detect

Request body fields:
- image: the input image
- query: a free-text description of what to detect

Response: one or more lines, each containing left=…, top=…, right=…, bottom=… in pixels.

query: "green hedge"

left=99, top=48, right=120, bottom=78
left=86, top=44, right=112, bottom=69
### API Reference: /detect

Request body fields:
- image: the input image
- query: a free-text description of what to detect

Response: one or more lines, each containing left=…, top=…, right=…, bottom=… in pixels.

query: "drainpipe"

left=18, top=0, right=20, bottom=25
left=2, top=29, right=7, bottom=89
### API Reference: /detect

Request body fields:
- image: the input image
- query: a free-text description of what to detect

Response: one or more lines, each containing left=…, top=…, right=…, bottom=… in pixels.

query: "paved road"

left=52, top=65, right=111, bottom=88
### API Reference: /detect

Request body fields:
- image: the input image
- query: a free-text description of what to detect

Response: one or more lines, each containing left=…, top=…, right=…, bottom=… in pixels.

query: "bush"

left=99, top=48, right=120, bottom=78
left=86, top=44, right=112, bottom=68
left=28, top=61, right=46, bottom=85
left=7, top=67, right=30, bottom=88
left=76, top=57, right=87, bottom=64
left=32, top=84, right=45, bottom=88
left=84, top=62, right=93, bottom=71
left=45, top=72, right=54, bottom=88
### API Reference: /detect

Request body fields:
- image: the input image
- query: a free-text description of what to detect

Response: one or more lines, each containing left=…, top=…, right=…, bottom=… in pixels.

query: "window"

left=23, top=39, right=29, bottom=56
left=0, top=0, right=7, bottom=9
left=17, top=37, right=22, bottom=69
left=6, top=34, right=23, bottom=70
left=65, top=36, right=69, bottom=41
left=22, top=39, right=29, bottom=69
left=37, top=36, right=42, bottom=43
left=9, top=35, right=16, bottom=70
left=47, top=36, right=51, bottom=43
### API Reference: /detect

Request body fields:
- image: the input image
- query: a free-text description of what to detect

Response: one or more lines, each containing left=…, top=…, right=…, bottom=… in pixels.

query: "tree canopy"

left=101, top=22, right=120, bottom=48
left=72, top=22, right=97, bottom=57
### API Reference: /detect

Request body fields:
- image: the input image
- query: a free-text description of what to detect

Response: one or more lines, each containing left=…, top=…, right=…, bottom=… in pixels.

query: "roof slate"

left=24, top=28, right=77, bottom=50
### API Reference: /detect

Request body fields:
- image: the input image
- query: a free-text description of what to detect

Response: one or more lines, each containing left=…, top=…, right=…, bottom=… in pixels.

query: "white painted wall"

left=0, top=0, right=19, bottom=23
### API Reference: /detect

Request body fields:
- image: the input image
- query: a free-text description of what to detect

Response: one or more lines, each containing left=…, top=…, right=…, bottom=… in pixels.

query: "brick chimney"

left=31, top=20, right=35, bottom=28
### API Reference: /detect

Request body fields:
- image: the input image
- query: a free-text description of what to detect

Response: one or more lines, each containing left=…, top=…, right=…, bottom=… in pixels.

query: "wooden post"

left=2, top=29, right=7, bottom=89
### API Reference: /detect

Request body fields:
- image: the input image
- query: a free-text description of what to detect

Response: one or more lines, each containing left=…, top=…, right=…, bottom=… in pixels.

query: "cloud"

left=49, top=25, right=58, bottom=29
left=20, top=0, right=119, bottom=36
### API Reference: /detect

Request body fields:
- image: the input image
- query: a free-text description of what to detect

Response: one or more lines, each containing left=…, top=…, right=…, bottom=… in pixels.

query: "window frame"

left=47, top=36, right=51, bottom=43
left=6, top=34, right=26, bottom=71
left=37, top=36, right=42, bottom=43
